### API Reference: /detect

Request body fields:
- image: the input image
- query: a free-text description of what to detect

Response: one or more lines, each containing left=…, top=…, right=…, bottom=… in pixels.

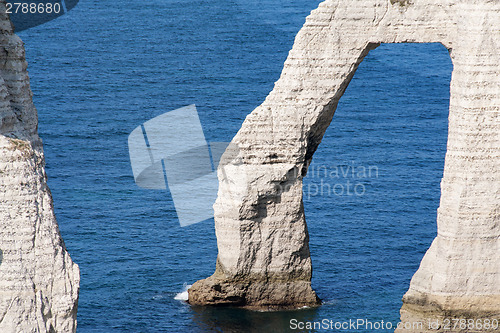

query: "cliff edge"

left=0, top=2, right=80, bottom=332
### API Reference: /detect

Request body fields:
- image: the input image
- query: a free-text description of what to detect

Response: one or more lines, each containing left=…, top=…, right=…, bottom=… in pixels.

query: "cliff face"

left=0, top=3, right=79, bottom=332
left=189, top=0, right=500, bottom=326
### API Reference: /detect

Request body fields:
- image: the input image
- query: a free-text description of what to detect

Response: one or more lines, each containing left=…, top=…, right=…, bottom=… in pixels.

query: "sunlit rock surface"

left=188, top=0, right=500, bottom=325
left=0, top=2, right=79, bottom=332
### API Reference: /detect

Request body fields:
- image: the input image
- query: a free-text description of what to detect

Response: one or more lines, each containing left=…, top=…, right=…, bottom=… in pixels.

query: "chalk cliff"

left=0, top=3, right=79, bottom=332
left=188, top=0, right=500, bottom=328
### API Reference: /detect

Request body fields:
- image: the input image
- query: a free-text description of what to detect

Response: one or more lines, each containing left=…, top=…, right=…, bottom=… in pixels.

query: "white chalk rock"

left=0, top=4, right=79, bottom=332
left=189, top=0, right=500, bottom=326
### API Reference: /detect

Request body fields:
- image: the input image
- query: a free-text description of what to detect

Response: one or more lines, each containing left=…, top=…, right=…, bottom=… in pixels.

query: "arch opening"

left=302, top=42, right=452, bottom=322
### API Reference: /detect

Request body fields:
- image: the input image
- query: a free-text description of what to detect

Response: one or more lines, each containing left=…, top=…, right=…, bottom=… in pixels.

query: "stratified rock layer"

left=189, top=0, right=500, bottom=325
left=0, top=2, right=79, bottom=332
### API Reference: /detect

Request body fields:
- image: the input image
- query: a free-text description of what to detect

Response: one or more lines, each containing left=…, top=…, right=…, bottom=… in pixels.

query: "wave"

left=174, top=283, right=192, bottom=301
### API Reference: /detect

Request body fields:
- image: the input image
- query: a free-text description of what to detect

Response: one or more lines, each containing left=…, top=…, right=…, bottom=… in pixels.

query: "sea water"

left=18, top=0, right=451, bottom=331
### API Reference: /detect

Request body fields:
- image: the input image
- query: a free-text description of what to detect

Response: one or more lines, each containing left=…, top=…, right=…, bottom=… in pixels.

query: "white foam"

left=174, top=283, right=192, bottom=301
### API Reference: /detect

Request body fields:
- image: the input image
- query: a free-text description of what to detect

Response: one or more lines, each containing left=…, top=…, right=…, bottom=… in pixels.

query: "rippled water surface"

left=18, top=0, right=452, bottom=331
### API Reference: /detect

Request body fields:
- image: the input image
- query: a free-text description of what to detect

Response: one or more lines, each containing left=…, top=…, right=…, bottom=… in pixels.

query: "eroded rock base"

left=189, top=277, right=320, bottom=310
left=396, top=292, right=500, bottom=333
left=189, top=261, right=320, bottom=310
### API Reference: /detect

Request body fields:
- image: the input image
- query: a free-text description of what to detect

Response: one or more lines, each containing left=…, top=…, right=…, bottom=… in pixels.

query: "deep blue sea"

left=18, top=1, right=452, bottom=332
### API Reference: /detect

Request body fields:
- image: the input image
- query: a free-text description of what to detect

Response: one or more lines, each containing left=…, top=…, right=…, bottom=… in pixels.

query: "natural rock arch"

left=189, top=0, right=499, bottom=327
